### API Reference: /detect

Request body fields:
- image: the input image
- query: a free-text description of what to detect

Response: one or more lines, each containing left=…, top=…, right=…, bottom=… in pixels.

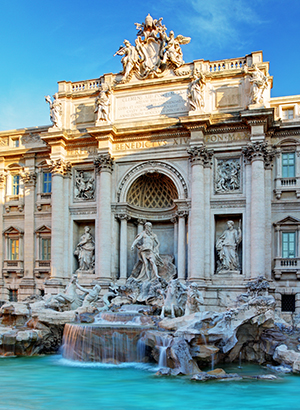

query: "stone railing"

left=274, top=257, right=300, bottom=280
left=3, top=260, right=24, bottom=278
left=274, top=176, right=300, bottom=199
left=208, top=58, right=247, bottom=73
left=72, top=79, right=101, bottom=93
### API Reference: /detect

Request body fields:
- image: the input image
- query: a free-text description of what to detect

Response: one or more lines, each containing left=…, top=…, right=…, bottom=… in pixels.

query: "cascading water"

left=62, top=323, right=150, bottom=364
left=154, top=334, right=172, bottom=368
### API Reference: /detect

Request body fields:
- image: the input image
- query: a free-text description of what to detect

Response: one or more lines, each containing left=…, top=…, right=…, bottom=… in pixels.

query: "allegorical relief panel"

left=74, top=170, right=95, bottom=201
left=215, top=158, right=241, bottom=194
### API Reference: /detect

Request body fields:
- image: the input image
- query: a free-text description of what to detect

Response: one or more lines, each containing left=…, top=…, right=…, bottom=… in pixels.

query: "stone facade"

left=0, top=16, right=300, bottom=314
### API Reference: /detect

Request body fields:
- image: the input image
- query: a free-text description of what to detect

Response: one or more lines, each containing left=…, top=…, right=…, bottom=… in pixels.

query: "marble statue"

left=81, top=284, right=101, bottom=308
left=115, top=14, right=190, bottom=82
left=95, top=83, right=111, bottom=124
left=216, top=220, right=242, bottom=273
left=75, top=171, right=95, bottom=200
left=215, top=159, right=240, bottom=193
left=160, top=279, right=182, bottom=318
left=184, top=283, right=204, bottom=315
left=249, top=64, right=268, bottom=105
left=74, top=226, right=95, bottom=271
left=131, top=222, right=163, bottom=281
left=45, top=93, right=62, bottom=129
left=188, top=72, right=206, bottom=111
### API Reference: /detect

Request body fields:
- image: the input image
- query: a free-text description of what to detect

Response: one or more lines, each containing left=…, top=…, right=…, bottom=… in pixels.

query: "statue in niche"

left=75, top=171, right=95, bottom=200
left=95, top=83, right=111, bottom=124
left=215, top=159, right=241, bottom=193
left=184, top=283, right=204, bottom=315
left=45, top=93, right=62, bottom=129
left=216, top=220, right=242, bottom=274
left=74, top=226, right=95, bottom=272
left=249, top=64, right=269, bottom=105
left=188, top=71, right=206, bottom=111
left=131, top=222, right=163, bottom=281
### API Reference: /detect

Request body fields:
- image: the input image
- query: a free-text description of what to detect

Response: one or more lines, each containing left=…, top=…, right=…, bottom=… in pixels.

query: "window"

left=282, top=232, right=296, bottom=258
left=43, top=172, right=52, bottom=193
left=282, top=109, right=294, bottom=120
left=12, top=175, right=20, bottom=195
left=41, top=238, right=51, bottom=260
left=9, top=239, right=19, bottom=260
left=282, top=153, right=295, bottom=178
left=9, top=290, right=18, bottom=302
left=282, top=294, right=295, bottom=312
left=12, top=138, right=20, bottom=148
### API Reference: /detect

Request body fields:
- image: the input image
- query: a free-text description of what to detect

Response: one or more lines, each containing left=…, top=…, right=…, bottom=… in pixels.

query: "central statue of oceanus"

left=114, top=14, right=190, bottom=83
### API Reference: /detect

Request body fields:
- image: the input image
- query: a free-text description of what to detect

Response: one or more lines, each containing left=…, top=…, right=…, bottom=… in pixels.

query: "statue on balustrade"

left=188, top=71, right=206, bottom=111
left=74, top=226, right=95, bottom=272
left=45, top=93, right=62, bottom=129
left=216, top=220, right=242, bottom=274
left=249, top=64, right=269, bottom=105
left=131, top=222, right=163, bottom=281
left=95, top=83, right=111, bottom=124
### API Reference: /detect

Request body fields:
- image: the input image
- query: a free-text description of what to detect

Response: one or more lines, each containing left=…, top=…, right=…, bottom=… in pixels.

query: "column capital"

left=242, top=141, right=275, bottom=168
left=176, top=210, right=189, bottom=218
left=94, top=153, right=114, bottom=173
left=48, top=159, right=71, bottom=176
left=115, top=213, right=131, bottom=221
left=187, top=145, right=213, bottom=167
left=21, top=171, right=37, bottom=186
left=0, top=171, right=6, bottom=189
left=137, top=218, right=146, bottom=225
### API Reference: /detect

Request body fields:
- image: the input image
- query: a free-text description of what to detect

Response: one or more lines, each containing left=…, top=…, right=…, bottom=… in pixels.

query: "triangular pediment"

left=35, top=225, right=51, bottom=234
left=274, top=216, right=300, bottom=226
left=3, top=226, right=23, bottom=235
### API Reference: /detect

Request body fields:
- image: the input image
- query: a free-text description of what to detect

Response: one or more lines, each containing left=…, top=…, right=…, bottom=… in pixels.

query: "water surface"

left=0, top=356, right=299, bottom=410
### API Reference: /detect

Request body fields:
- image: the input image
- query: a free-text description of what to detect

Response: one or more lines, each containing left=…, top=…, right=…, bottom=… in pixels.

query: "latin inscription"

left=204, top=132, right=248, bottom=143
left=115, top=137, right=190, bottom=151
left=115, top=89, right=188, bottom=120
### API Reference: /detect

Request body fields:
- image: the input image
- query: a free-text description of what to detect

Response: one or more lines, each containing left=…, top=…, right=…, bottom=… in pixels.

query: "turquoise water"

left=0, top=356, right=299, bottom=410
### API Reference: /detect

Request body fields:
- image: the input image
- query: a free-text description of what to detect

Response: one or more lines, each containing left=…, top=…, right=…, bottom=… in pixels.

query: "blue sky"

left=0, top=0, right=299, bottom=131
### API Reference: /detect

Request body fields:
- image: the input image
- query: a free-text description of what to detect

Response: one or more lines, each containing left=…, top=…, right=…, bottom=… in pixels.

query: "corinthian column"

left=48, top=159, right=71, bottom=285
left=187, top=146, right=213, bottom=282
left=242, top=142, right=274, bottom=278
left=94, top=154, right=114, bottom=281
left=177, top=210, right=188, bottom=280
left=116, top=213, right=131, bottom=282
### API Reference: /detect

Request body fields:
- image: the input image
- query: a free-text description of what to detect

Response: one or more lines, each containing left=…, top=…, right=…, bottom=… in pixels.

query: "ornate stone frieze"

left=74, top=170, right=95, bottom=201
left=114, top=14, right=190, bottom=83
left=215, top=158, right=241, bottom=194
left=48, top=159, right=71, bottom=176
left=21, top=172, right=37, bottom=186
left=94, top=154, right=114, bottom=173
left=188, top=71, right=206, bottom=112
left=242, top=142, right=275, bottom=168
left=187, top=146, right=213, bottom=167
left=45, top=93, right=63, bottom=129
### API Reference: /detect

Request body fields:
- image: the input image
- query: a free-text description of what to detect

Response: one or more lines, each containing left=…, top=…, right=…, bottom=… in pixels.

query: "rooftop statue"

left=95, top=83, right=111, bottom=124
left=45, top=93, right=62, bottom=129
left=114, top=14, right=190, bottom=83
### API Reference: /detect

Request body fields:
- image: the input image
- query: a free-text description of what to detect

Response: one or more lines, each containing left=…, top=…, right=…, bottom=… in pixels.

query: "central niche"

left=126, top=172, right=178, bottom=208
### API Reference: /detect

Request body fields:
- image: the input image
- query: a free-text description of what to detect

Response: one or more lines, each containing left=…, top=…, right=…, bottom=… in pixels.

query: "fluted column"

left=116, top=213, right=131, bottom=281
left=177, top=211, right=188, bottom=280
left=187, top=146, right=213, bottom=281
left=243, top=142, right=274, bottom=278
left=94, top=154, right=114, bottom=281
left=49, top=159, right=71, bottom=282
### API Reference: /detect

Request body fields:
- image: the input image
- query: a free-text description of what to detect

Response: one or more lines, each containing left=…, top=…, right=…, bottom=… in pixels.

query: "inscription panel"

left=115, top=89, right=188, bottom=121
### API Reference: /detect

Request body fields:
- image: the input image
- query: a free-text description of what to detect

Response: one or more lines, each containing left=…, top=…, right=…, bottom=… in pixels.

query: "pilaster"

left=116, top=213, right=131, bottom=282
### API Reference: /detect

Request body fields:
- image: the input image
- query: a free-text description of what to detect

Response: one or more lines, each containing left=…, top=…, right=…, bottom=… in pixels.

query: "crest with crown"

left=114, top=14, right=190, bottom=83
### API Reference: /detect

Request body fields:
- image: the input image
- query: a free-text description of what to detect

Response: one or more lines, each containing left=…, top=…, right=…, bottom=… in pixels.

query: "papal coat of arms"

left=114, top=14, right=190, bottom=83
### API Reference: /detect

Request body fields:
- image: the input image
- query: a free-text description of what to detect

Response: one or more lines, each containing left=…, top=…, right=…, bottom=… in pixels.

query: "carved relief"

left=215, top=158, right=241, bottom=194
left=94, top=154, right=114, bottom=173
left=114, top=14, right=190, bottom=83
left=74, top=170, right=95, bottom=201
left=95, top=83, right=111, bottom=124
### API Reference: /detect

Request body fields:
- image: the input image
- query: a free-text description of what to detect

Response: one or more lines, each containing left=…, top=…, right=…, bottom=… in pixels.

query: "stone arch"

left=117, top=160, right=189, bottom=203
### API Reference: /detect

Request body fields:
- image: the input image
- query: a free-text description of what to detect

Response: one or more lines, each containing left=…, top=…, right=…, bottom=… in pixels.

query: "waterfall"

left=154, top=334, right=172, bottom=368
left=62, top=324, right=148, bottom=364
left=211, top=353, right=215, bottom=371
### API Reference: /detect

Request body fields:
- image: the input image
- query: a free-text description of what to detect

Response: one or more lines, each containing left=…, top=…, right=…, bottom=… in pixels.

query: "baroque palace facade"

left=0, top=15, right=300, bottom=313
